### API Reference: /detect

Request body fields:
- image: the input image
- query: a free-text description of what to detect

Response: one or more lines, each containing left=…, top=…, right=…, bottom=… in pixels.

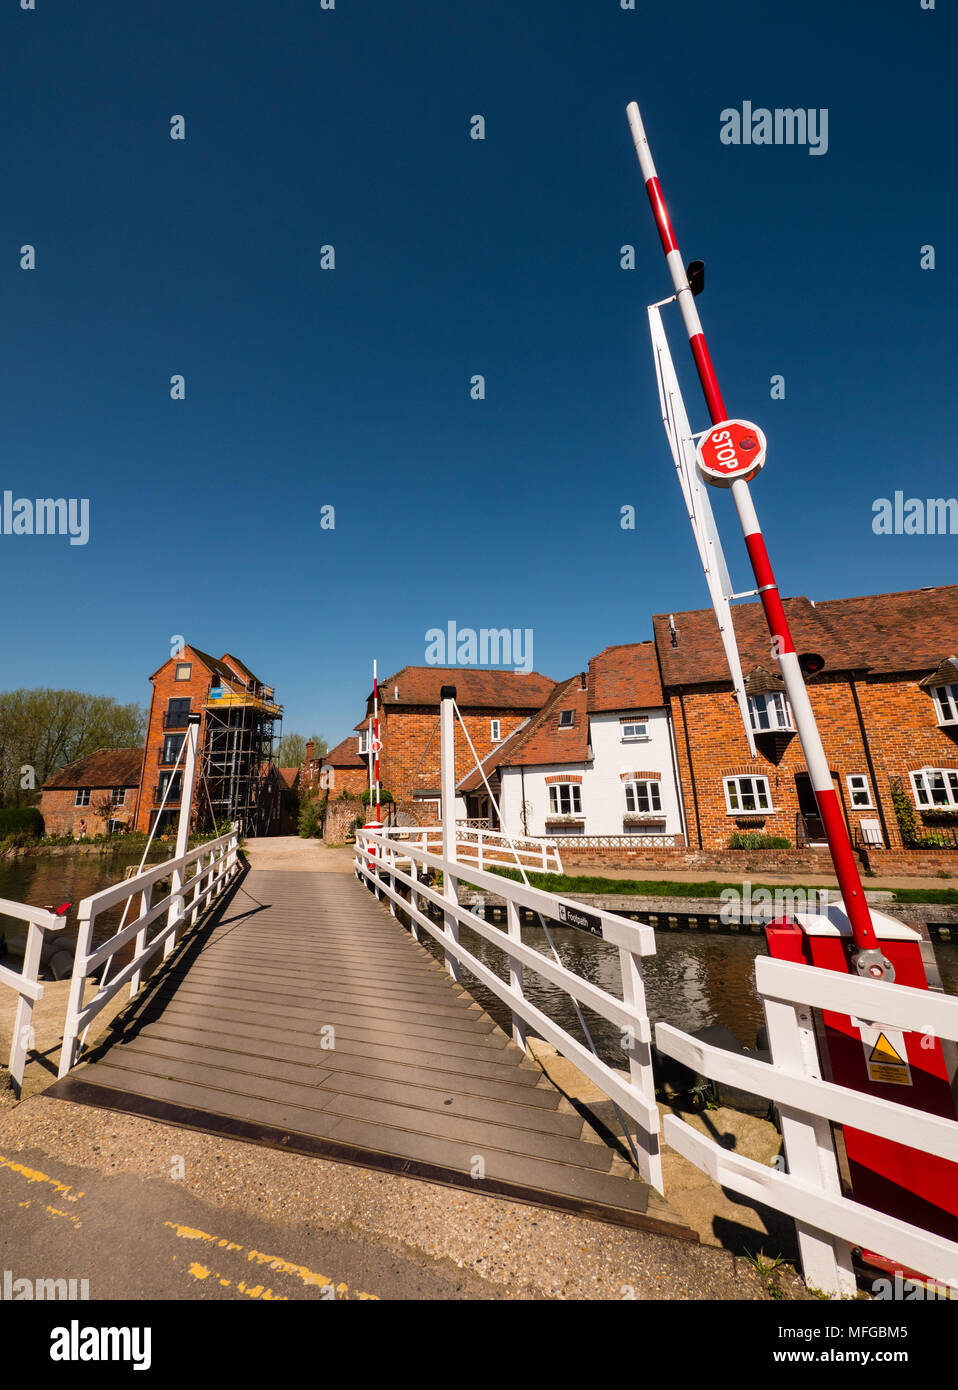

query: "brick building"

left=318, top=737, right=369, bottom=798
left=492, top=643, right=685, bottom=840
left=351, top=667, right=556, bottom=823
left=133, top=645, right=281, bottom=835
left=41, top=748, right=142, bottom=838
left=652, top=584, right=958, bottom=852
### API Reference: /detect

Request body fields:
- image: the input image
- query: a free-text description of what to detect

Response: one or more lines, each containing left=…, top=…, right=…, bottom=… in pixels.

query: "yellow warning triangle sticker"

left=868, top=1032, right=906, bottom=1066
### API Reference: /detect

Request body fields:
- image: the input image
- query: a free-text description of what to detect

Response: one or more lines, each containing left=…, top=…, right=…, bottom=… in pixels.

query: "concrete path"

left=242, top=835, right=354, bottom=872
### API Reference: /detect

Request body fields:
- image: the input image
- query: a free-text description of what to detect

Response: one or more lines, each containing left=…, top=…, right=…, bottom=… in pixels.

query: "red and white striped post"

left=626, top=101, right=889, bottom=976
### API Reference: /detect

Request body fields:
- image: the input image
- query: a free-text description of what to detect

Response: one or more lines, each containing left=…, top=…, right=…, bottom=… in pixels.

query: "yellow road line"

left=164, top=1221, right=378, bottom=1299
left=0, top=1155, right=84, bottom=1203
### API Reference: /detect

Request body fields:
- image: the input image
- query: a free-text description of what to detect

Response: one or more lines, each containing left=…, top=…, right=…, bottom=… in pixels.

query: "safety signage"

left=858, top=1023, right=913, bottom=1086
left=556, top=902, right=602, bottom=938
left=696, top=419, right=767, bottom=487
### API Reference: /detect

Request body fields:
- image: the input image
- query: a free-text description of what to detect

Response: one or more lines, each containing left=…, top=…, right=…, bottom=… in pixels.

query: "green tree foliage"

left=0, top=688, right=146, bottom=806
left=298, top=797, right=323, bottom=838
left=277, top=732, right=327, bottom=767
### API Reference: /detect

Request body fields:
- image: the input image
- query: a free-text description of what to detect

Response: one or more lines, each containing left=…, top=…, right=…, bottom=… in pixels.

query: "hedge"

left=0, top=806, right=45, bottom=839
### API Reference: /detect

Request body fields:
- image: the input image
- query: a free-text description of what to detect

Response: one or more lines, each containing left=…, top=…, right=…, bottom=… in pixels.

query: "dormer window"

left=357, top=732, right=369, bottom=755
left=748, top=692, right=793, bottom=733
left=558, top=709, right=575, bottom=728
left=932, top=684, right=958, bottom=727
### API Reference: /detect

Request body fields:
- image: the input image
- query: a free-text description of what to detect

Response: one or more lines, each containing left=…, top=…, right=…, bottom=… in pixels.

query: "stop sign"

left=696, top=419, right=767, bottom=487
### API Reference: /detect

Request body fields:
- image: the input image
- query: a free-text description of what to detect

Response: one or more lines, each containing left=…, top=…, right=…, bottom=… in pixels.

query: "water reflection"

left=415, top=910, right=958, bottom=1069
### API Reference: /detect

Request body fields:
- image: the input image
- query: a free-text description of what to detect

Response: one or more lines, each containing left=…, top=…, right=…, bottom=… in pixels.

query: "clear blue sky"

left=2, top=0, right=953, bottom=748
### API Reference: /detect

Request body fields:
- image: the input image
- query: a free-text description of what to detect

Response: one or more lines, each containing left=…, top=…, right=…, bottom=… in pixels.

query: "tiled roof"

left=654, top=585, right=958, bottom=686
left=653, top=597, right=860, bottom=686
left=814, top=586, right=958, bottom=674
left=179, top=646, right=240, bottom=685
left=458, top=719, right=532, bottom=792
left=919, top=656, right=958, bottom=690
left=276, top=767, right=300, bottom=788
left=497, top=677, right=591, bottom=768
left=370, top=667, right=555, bottom=711
left=588, top=641, right=664, bottom=710
left=323, top=736, right=366, bottom=769
left=43, top=747, right=144, bottom=790
left=221, top=651, right=263, bottom=687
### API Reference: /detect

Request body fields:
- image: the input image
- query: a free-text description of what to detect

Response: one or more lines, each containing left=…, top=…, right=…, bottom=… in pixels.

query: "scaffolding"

left=200, top=685, right=283, bottom=836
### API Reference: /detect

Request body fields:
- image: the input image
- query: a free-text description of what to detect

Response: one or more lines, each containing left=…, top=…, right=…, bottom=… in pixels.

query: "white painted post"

left=440, top=685, right=461, bottom=982
left=477, top=830, right=484, bottom=873
left=165, top=715, right=200, bottom=960
left=9, top=916, right=45, bottom=1096
left=129, top=883, right=154, bottom=997
left=618, top=945, right=663, bottom=1191
left=762, top=994, right=857, bottom=1297
left=506, top=899, right=527, bottom=1052
left=59, top=901, right=95, bottom=1078
left=409, top=856, right=420, bottom=941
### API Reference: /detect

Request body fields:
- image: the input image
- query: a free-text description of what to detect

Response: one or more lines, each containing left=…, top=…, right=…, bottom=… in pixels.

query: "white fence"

left=355, top=824, right=661, bottom=1188
left=58, top=825, right=241, bottom=1078
left=1, top=899, right=64, bottom=1095
left=386, top=823, right=563, bottom=874
left=657, top=955, right=958, bottom=1296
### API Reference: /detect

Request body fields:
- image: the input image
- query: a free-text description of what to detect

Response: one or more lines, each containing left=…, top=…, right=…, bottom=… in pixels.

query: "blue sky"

left=2, top=0, right=953, bottom=748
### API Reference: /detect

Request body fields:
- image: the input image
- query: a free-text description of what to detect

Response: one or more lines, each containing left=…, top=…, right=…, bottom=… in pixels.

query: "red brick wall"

left=134, top=648, right=215, bottom=833
left=668, top=674, right=958, bottom=853
left=378, top=706, right=536, bottom=810
left=41, top=786, right=138, bottom=838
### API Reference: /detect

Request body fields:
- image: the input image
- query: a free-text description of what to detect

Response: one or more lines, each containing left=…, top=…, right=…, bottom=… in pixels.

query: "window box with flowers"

left=623, top=812, right=667, bottom=827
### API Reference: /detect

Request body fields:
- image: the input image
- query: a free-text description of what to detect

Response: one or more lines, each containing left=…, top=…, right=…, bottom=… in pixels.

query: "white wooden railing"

left=355, top=824, right=660, bottom=1188
left=1, top=899, right=63, bottom=1095
left=657, top=955, right=958, bottom=1296
left=58, top=825, right=241, bottom=1078
left=385, top=823, right=562, bottom=874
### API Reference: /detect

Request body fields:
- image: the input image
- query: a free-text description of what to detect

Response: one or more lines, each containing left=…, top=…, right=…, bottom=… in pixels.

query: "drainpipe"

left=665, top=703, right=690, bottom=848
left=678, top=689, right=703, bottom=849
left=849, top=674, right=891, bottom=849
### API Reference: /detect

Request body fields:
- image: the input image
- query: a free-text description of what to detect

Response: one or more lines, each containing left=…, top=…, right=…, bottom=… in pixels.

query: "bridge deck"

left=48, top=866, right=686, bottom=1232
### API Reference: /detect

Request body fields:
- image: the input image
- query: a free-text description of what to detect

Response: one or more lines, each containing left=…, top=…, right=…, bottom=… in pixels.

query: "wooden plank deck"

left=47, top=866, right=690, bottom=1234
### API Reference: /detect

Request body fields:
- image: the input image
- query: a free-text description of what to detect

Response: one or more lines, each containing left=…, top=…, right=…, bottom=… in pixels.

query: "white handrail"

left=656, top=956, right=958, bottom=1296
left=355, top=826, right=661, bottom=1188
left=58, top=825, right=241, bottom=1077
left=0, top=898, right=61, bottom=1095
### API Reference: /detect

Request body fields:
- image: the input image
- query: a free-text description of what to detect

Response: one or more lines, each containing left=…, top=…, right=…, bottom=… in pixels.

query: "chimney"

left=305, top=739, right=314, bottom=767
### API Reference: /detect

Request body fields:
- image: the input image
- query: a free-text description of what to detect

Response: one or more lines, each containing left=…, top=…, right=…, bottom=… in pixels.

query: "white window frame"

left=723, top=775, right=772, bottom=814
left=748, top=691, right=793, bottom=733
left=75, top=788, right=91, bottom=807
left=174, top=662, right=192, bottom=681
left=357, top=732, right=369, bottom=755
left=931, top=683, right=958, bottom=727
left=558, top=709, right=575, bottom=728
left=111, top=786, right=127, bottom=806
left=620, top=719, right=649, bottom=742
left=624, top=780, right=662, bottom=814
left=910, top=768, right=958, bottom=810
left=490, top=719, right=501, bottom=742
left=548, top=783, right=582, bottom=816
left=845, top=774, right=874, bottom=809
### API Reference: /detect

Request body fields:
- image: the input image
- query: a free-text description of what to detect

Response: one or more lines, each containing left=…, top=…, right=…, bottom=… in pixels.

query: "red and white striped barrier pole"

left=627, top=102, right=887, bottom=972
left=373, top=660, right=381, bottom=824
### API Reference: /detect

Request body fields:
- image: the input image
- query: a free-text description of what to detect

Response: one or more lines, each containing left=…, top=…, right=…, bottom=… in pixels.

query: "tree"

left=0, top=688, right=146, bottom=806
left=276, top=732, right=327, bottom=767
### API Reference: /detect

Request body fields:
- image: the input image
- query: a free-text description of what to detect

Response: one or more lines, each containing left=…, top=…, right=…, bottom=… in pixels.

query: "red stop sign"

left=696, top=419, right=767, bottom=487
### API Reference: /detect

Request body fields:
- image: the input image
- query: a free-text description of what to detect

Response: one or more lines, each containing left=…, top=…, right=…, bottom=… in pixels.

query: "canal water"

left=415, top=911, right=958, bottom=1069
left=0, top=849, right=175, bottom=971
